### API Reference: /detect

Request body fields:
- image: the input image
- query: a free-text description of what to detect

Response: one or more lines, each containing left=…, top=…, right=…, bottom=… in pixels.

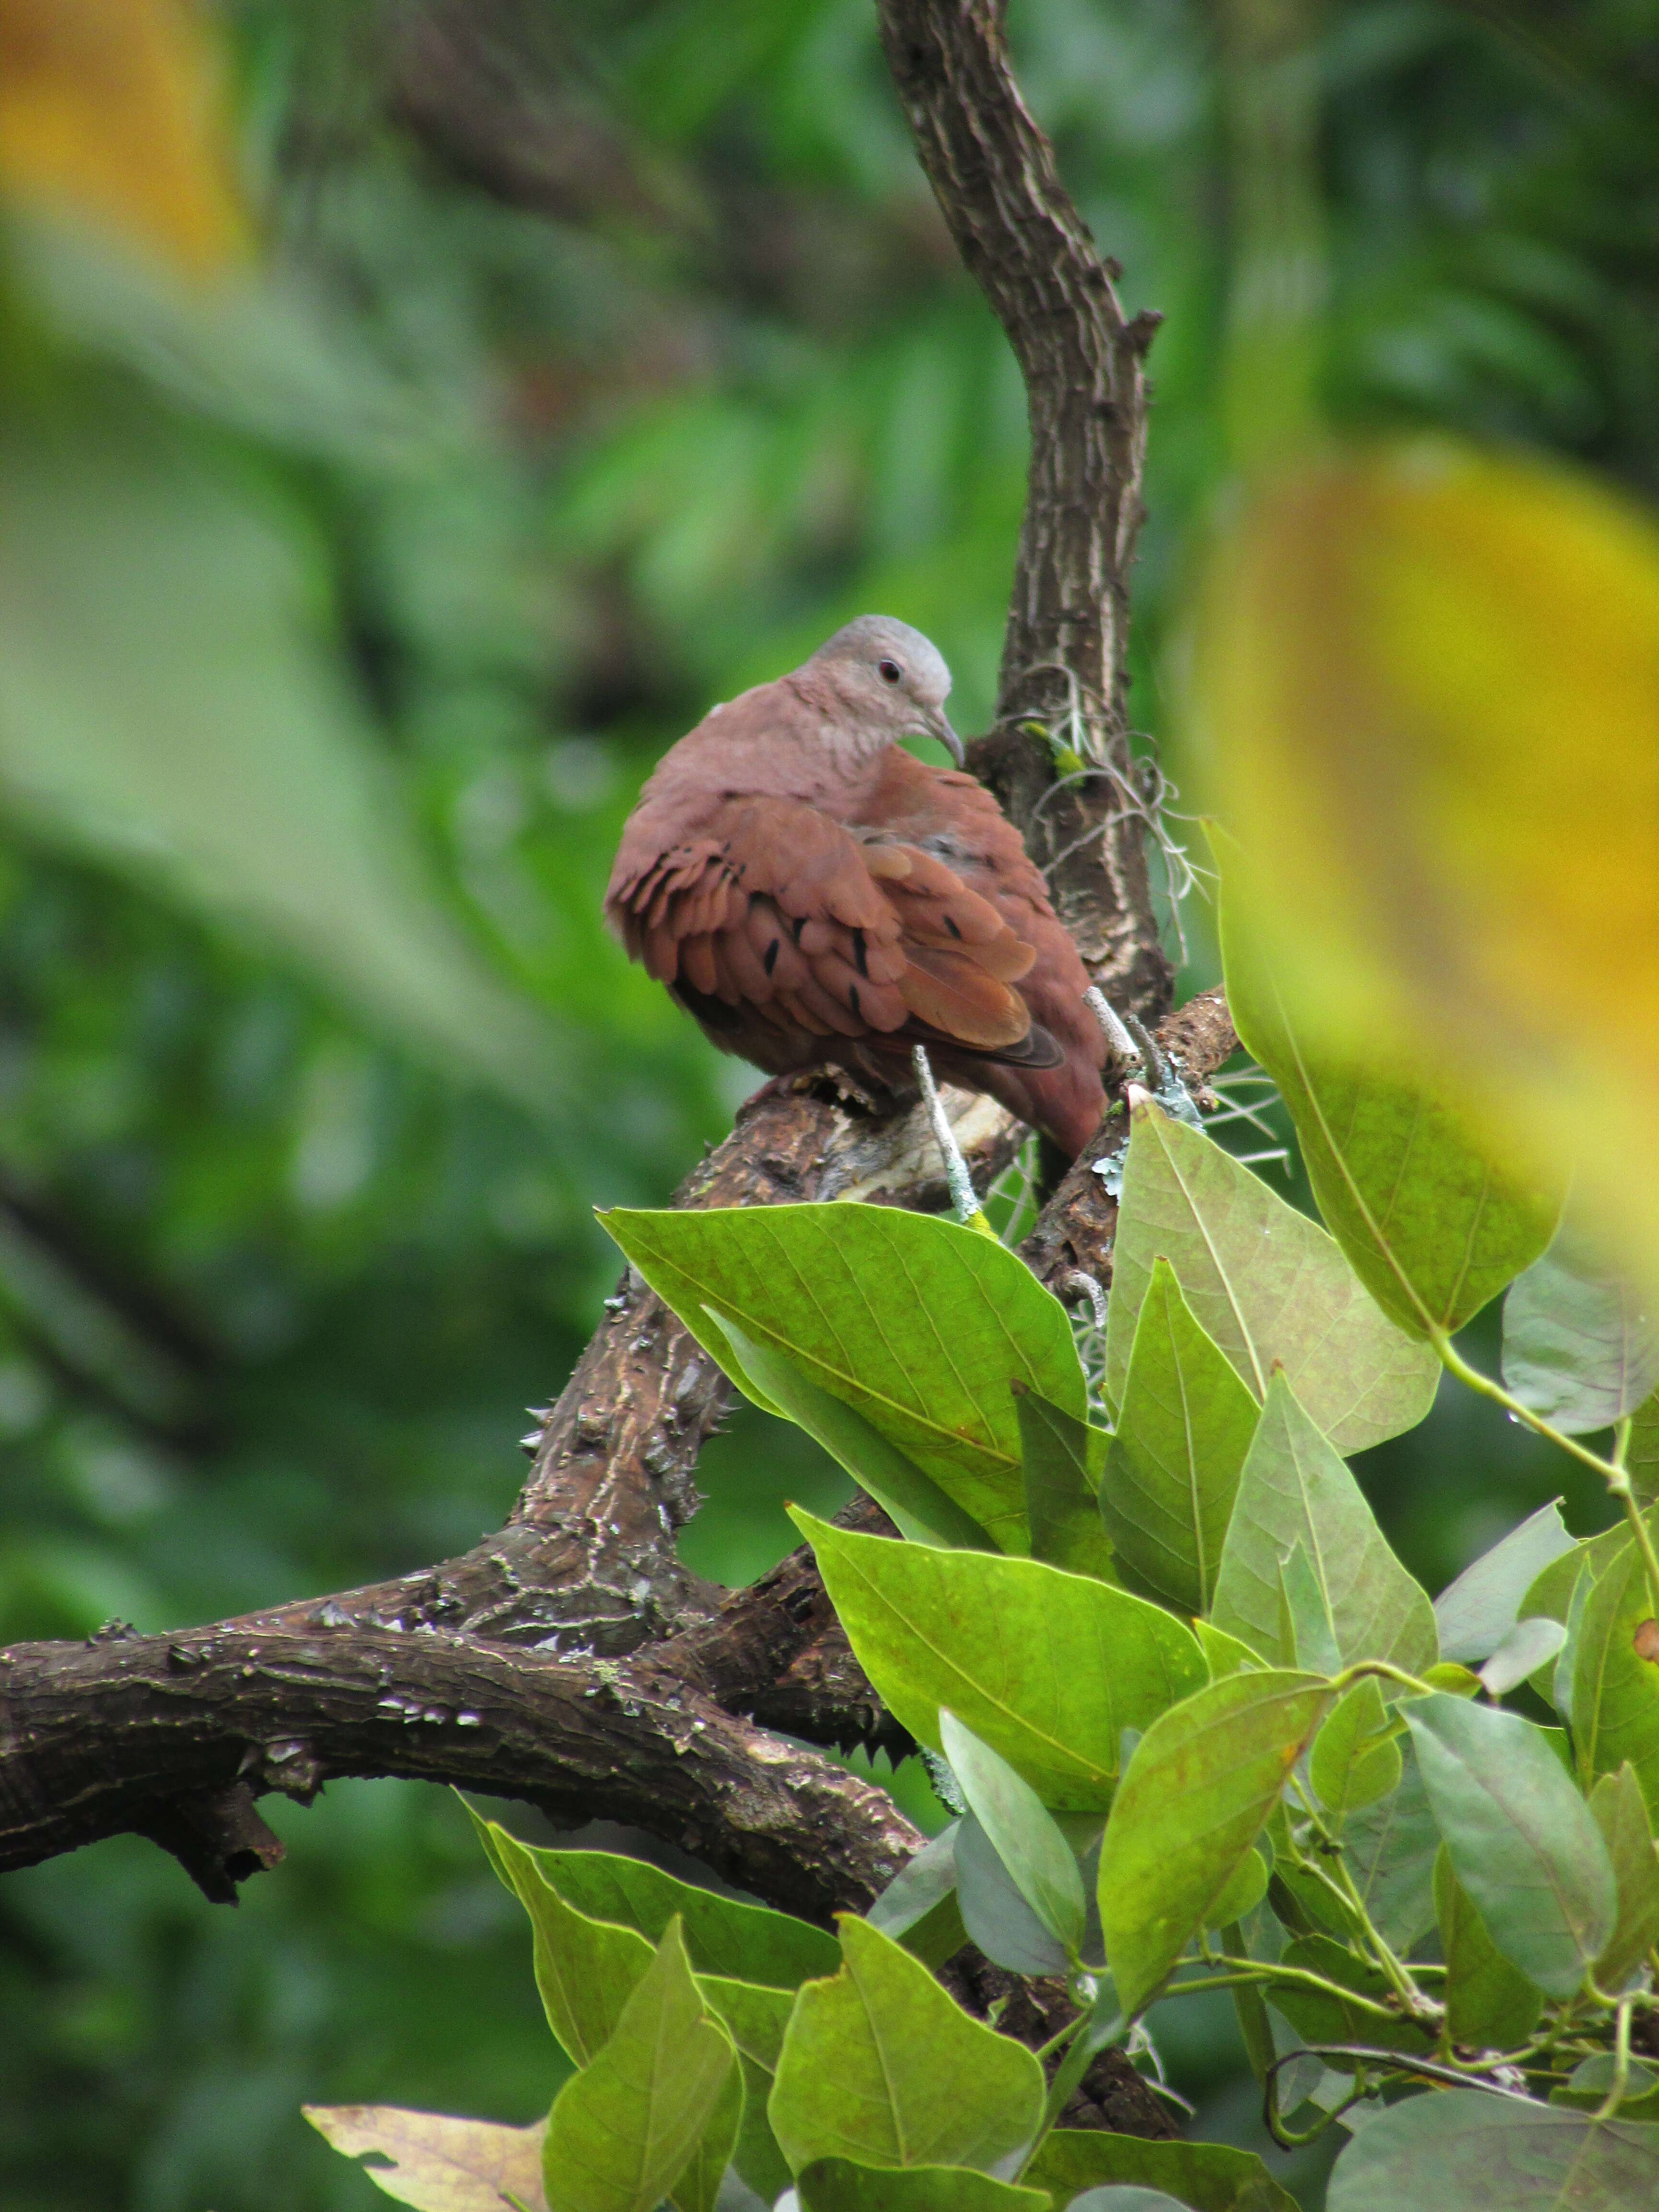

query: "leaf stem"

left=1595, top=1997, right=1635, bottom=2120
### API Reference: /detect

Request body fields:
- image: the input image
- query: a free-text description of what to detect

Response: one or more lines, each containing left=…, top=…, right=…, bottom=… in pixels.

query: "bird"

left=603, top=615, right=1108, bottom=1158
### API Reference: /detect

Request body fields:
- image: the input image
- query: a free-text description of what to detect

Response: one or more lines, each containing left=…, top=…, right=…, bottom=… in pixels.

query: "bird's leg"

left=912, top=1044, right=993, bottom=1233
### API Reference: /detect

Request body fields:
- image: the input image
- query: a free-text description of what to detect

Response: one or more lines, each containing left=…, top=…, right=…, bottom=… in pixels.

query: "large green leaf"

left=1572, top=1529, right=1659, bottom=1819
left=1502, top=1230, right=1659, bottom=1436
left=1099, top=1258, right=1259, bottom=1613
left=791, top=1509, right=1205, bottom=1808
left=604, top=1204, right=1087, bottom=1550
left=1588, top=1765, right=1659, bottom=1995
left=1630, top=1392, right=1659, bottom=1507
left=1406, top=1695, right=1616, bottom=1998
left=953, top=1811, right=1070, bottom=1977
left=472, top=1814, right=651, bottom=2066
left=541, top=1921, right=734, bottom=2212
left=768, top=1916, right=1042, bottom=2176
left=1103, top=1105, right=1440, bottom=1453
left=718, top=1314, right=993, bottom=1551
left=1097, top=1669, right=1333, bottom=2014
left=1013, top=1384, right=1118, bottom=1581
left=939, top=1709, right=1086, bottom=1950
left=1022, top=2131, right=1296, bottom=2212
left=1310, top=1677, right=1402, bottom=1814
left=0, top=406, right=560, bottom=1109
left=1434, top=1847, right=1543, bottom=2051
left=1210, top=1371, right=1438, bottom=1675
left=665, top=2057, right=742, bottom=2212
left=1220, top=845, right=1557, bottom=1337
left=1325, top=2090, right=1659, bottom=2212
left=491, top=1833, right=839, bottom=1992
left=1434, top=1503, right=1577, bottom=1665
left=697, top=1977, right=795, bottom=2204
left=1334, top=1734, right=1441, bottom=1950
left=796, top=2162, right=1047, bottom=2211
left=305, top=2106, right=547, bottom=2212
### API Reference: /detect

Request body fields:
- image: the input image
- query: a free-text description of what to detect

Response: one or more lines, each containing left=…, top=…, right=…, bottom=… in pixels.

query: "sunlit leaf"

left=1201, top=443, right=1659, bottom=1298
left=1210, top=1370, right=1438, bottom=1675
left=542, top=1921, right=734, bottom=2212
left=305, top=2106, right=546, bottom=2212
left=1503, top=1228, right=1659, bottom=1435
left=0, top=0, right=248, bottom=276
left=1325, top=2089, right=1659, bottom=2211
left=1105, top=1104, right=1439, bottom=1453
left=606, top=1205, right=1088, bottom=1550
left=1099, top=1257, right=1258, bottom=1612
left=790, top=1508, right=1204, bottom=1809
left=1219, top=837, right=1557, bottom=1337
left=1406, top=1694, right=1615, bottom=1997
left=767, top=1917, right=1042, bottom=2176
left=1433, top=1846, right=1543, bottom=2051
left=1097, top=1669, right=1332, bottom=2014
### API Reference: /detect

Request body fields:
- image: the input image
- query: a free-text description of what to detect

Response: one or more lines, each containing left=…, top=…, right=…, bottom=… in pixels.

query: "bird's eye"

left=878, top=659, right=902, bottom=684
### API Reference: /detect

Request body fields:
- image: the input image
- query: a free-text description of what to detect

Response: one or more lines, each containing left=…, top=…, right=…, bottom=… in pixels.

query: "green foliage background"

left=1, top=2, right=1656, bottom=2205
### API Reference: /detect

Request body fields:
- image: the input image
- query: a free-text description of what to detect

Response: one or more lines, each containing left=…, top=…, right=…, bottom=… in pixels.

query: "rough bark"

left=0, top=0, right=1227, bottom=2138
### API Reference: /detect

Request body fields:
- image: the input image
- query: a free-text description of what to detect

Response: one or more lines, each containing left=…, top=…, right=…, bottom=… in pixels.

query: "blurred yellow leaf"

left=1198, top=442, right=1659, bottom=1287
left=0, top=0, right=247, bottom=276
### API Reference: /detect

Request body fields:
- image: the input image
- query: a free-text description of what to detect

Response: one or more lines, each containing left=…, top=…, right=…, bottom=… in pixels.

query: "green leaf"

left=1434, top=1502, right=1577, bottom=1665
left=1210, top=1370, right=1438, bottom=1675
left=1310, top=1678, right=1402, bottom=1814
left=1220, top=844, right=1557, bottom=1337
left=1278, top=1540, right=1343, bottom=1677
left=1099, top=1259, right=1260, bottom=1612
left=1013, top=1384, right=1118, bottom=1581
left=1502, top=1227, right=1658, bottom=1436
left=1480, top=1618, right=1567, bottom=1700
left=1588, top=1764, right=1659, bottom=1994
left=1265, top=1933, right=1434, bottom=2055
left=1571, top=1527, right=1659, bottom=1818
left=304, top=2106, right=547, bottom=2212
left=0, top=407, right=562, bottom=1111
left=716, top=1312, right=993, bottom=1551
left=1104, top=1103, right=1440, bottom=1454
left=1022, top=2129, right=1298, bottom=2212
left=796, top=2161, right=1048, bottom=2211
left=953, top=1811, right=1070, bottom=1976
left=696, top=1978, right=796, bottom=2204
left=1097, top=1669, right=1333, bottom=2014
left=541, top=1920, right=734, bottom=2212
left=866, top=1828, right=968, bottom=1972
left=939, top=1708, right=1086, bottom=1951
left=1065, top=2193, right=1191, bottom=2212
left=603, top=1205, right=1088, bottom=1551
left=1406, top=1695, right=1616, bottom=1998
left=1434, top=1846, right=1544, bottom=2051
left=1338, top=1736, right=1442, bottom=1952
left=491, top=1833, right=840, bottom=1993
left=471, top=1813, right=651, bottom=2066
left=1196, top=1620, right=1264, bottom=1682
left=1630, top=1391, right=1659, bottom=1507
left=1552, top=2056, right=1659, bottom=2121
left=790, top=1509, right=1205, bottom=1810
left=666, top=2055, right=742, bottom=2212
left=767, top=1916, right=1042, bottom=2176
left=1204, top=1847, right=1268, bottom=1930
left=1325, top=2090, right=1659, bottom=2212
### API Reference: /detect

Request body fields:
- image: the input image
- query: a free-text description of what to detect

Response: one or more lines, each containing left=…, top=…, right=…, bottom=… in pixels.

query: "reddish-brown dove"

left=604, top=616, right=1108, bottom=1156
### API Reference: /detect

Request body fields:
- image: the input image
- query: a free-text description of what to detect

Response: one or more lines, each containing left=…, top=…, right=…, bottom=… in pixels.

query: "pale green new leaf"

left=1406, top=1695, right=1616, bottom=1998
left=541, top=1921, right=734, bottom=2212
left=1097, top=1669, right=1333, bottom=2014
left=605, top=1205, right=1087, bottom=1550
left=1210, top=1371, right=1438, bottom=1674
left=1099, top=1258, right=1259, bottom=1612
left=1104, top=1104, right=1440, bottom=1453
left=791, top=1508, right=1204, bottom=1809
left=305, top=2106, right=546, bottom=2212
left=768, top=1917, right=1042, bottom=2176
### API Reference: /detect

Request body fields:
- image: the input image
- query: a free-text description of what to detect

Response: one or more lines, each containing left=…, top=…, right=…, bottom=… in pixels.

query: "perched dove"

left=604, top=616, right=1108, bottom=1156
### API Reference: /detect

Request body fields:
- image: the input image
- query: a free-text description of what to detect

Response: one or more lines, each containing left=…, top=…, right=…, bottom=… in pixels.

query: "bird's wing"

left=606, top=794, right=1043, bottom=1053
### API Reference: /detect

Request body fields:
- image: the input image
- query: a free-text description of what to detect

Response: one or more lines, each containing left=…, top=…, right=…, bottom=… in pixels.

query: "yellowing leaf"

left=0, top=0, right=248, bottom=276
left=304, top=2106, right=546, bottom=2212
left=1199, top=443, right=1659, bottom=1293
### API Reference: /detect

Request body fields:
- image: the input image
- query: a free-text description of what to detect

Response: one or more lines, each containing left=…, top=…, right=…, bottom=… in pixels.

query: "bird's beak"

left=929, top=709, right=965, bottom=768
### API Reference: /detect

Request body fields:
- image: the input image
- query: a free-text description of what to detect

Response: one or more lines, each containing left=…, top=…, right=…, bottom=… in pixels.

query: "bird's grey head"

left=805, top=615, right=963, bottom=766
